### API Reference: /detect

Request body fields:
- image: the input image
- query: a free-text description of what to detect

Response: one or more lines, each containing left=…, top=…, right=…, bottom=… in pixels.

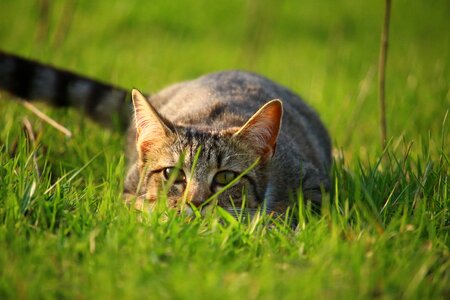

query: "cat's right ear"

left=132, top=89, right=172, bottom=155
left=233, top=99, right=283, bottom=162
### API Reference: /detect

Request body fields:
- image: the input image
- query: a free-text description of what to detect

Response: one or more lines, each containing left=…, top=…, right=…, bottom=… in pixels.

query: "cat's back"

left=152, top=71, right=319, bottom=124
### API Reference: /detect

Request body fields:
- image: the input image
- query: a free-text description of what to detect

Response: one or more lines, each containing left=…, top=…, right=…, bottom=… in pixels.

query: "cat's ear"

left=132, top=89, right=172, bottom=155
left=233, top=99, right=283, bottom=161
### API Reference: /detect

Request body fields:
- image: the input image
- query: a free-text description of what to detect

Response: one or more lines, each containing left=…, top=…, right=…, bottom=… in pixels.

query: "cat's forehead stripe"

left=174, top=128, right=229, bottom=168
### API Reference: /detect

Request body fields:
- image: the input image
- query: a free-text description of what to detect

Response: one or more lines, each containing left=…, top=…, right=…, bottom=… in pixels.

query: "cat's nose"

left=186, top=183, right=210, bottom=207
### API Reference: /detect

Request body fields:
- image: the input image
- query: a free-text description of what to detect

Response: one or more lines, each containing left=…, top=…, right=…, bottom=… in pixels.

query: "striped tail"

left=0, top=51, right=131, bottom=129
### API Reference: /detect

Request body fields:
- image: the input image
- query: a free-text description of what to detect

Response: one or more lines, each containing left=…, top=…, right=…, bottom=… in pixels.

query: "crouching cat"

left=0, top=51, right=331, bottom=215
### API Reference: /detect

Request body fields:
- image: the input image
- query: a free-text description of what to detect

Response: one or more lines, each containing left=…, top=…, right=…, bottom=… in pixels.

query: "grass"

left=0, top=0, right=449, bottom=298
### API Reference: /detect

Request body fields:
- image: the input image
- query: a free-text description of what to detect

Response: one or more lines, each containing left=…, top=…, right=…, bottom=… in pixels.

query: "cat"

left=0, top=51, right=331, bottom=215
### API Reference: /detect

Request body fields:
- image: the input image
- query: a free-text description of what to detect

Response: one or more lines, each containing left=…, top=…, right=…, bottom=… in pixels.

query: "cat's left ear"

left=233, top=100, right=283, bottom=161
left=131, top=89, right=173, bottom=156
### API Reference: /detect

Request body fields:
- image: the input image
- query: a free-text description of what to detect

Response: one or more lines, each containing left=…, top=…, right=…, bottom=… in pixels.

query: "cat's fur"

left=0, top=51, right=331, bottom=214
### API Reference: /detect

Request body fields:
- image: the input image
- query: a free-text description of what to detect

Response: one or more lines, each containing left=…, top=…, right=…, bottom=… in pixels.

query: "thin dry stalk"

left=21, top=100, right=72, bottom=138
left=22, top=117, right=41, bottom=177
left=378, top=0, right=392, bottom=150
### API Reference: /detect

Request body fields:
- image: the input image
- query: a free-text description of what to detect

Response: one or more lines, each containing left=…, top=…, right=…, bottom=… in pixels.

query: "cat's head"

left=130, top=89, right=282, bottom=214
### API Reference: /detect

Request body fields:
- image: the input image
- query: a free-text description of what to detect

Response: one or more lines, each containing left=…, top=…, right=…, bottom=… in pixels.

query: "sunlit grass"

left=0, top=0, right=449, bottom=299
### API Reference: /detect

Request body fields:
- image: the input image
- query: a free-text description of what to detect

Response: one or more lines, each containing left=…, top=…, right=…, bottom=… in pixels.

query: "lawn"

left=0, top=0, right=449, bottom=299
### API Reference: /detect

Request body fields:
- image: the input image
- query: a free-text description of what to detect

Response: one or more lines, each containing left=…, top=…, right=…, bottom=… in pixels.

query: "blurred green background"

left=0, top=0, right=449, bottom=156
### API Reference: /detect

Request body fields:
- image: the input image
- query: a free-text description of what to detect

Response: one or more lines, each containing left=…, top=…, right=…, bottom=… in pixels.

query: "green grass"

left=0, top=0, right=449, bottom=298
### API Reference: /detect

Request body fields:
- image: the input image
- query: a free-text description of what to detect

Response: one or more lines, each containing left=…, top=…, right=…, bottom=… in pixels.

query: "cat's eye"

left=163, top=167, right=186, bottom=183
left=213, top=170, right=238, bottom=186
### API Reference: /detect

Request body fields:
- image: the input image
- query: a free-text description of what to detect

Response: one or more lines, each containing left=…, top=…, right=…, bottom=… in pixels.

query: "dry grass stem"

left=378, top=0, right=392, bottom=150
left=22, top=117, right=41, bottom=177
left=21, top=100, right=72, bottom=138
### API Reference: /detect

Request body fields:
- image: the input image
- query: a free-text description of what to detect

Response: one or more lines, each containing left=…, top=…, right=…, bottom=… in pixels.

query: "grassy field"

left=0, top=0, right=449, bottom=298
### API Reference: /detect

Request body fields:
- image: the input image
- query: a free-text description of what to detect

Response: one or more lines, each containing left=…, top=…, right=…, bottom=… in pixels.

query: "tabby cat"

left=0, top=51, right=331, bottom=215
